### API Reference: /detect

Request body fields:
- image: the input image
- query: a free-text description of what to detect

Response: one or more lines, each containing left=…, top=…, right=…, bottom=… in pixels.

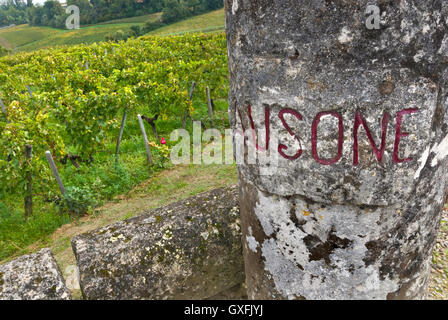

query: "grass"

left=0, top=12, right=161, bottom=52
left=4, top=160, right=447, bottom=300
left=0, top=204, right=71, bottom=260
left=149, top=9, right=225, bottom=36
left=0, top=25, right=62, bottom=50
left=20, top=25, right=133, bottom=51
left=97, top=13, right=162, bottom=25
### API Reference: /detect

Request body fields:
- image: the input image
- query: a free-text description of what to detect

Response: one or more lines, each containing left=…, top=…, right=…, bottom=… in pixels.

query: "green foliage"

left=63, top=185, right=96, bottom=215
left=144, top=20, right=166, bottom=32
left=130, top=25, right=142, bottom=36
left=0, top=0, right=27, bottom=26
left=0, top=202, right=71, bottom=261
left=0, top=45, right=8, bottom=57
left=105, top=29, right=128, bottom=42
left=147, top=8, right=224, bottom=36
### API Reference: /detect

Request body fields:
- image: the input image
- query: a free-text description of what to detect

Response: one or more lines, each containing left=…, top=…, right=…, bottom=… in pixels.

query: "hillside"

left=0, top=24, right=62, bottom=50
left=0, top=12, right=160, bottom=52
left=0, top=9, right=224, bottom=53
left=148, top=9, right=225, bottom=36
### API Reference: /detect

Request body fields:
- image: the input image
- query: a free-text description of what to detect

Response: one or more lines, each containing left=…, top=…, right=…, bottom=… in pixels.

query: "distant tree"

left=52, top=12, right=65, bottom=28
left=186, top=0, right=200, bottom=14
left=205, top=0, right=223, bottom=10
left=0, top=10, right=6, bottom=25
left=42, top=0, right=63, bottom=21
left=67, top=0, right=94, bottom=24
left=161, top=0, right=189, bottom=24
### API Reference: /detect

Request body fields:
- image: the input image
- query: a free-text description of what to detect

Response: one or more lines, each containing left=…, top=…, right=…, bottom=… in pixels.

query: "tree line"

left=0, top=0, right=223, bottom=28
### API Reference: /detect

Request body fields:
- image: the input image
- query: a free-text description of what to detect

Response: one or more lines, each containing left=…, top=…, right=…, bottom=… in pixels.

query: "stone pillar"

left=226, top=0, right=448, bottom=299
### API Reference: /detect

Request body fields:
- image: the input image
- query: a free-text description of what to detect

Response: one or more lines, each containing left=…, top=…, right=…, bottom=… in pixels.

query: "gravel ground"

left=428, top=208, right=448, bottom=300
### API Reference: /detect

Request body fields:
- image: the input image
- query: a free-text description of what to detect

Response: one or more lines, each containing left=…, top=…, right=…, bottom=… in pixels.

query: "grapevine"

left=0, top=33, right=229, bottom=201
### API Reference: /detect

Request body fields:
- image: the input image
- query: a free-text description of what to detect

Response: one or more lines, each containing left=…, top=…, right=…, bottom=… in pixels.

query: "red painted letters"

left=311, top=111, right=344, bottom=165
left=237, top=103, right=419, bottom=166
left=393, top=108, right=419, bottom=163
left=247, top=104, right=270, bottom=151
left=278, top=108, right=303, bottom=160
left=353, top=111, right=389, bottom=166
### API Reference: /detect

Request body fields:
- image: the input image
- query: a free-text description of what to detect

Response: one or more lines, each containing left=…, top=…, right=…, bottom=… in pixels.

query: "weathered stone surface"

left=0, top=248, right=71, bottom=300
left=226, top=0, right=448, bottom=299
left=207, top=283, right=248, bottom=300
left=72, top=185, right=243, bottom=300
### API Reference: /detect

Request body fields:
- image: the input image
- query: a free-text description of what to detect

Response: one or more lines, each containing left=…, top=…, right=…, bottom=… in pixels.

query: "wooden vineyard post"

left=115, top=110, right=127, bottom=164
left=206, top=86, right=214, bottom=129
left=149, top=117, right=160, bottom=142
left=137, top=114, right=153, bottom=166
left=26, top=85, right=33, bottom=98
left=151, top=122, right=160, bottom=142
left=182, top=81, right=196, bottom=129
left=0, top=98, right=9, bottom=123
left=24, top=145, right=33, bottom=217
left=45, top=151, right=66, bottom=195
left=189, top=81, right=196, bottom=100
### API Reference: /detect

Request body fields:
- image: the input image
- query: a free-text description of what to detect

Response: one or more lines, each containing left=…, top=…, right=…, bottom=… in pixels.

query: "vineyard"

left=0, top=33, right=229, bottom=260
